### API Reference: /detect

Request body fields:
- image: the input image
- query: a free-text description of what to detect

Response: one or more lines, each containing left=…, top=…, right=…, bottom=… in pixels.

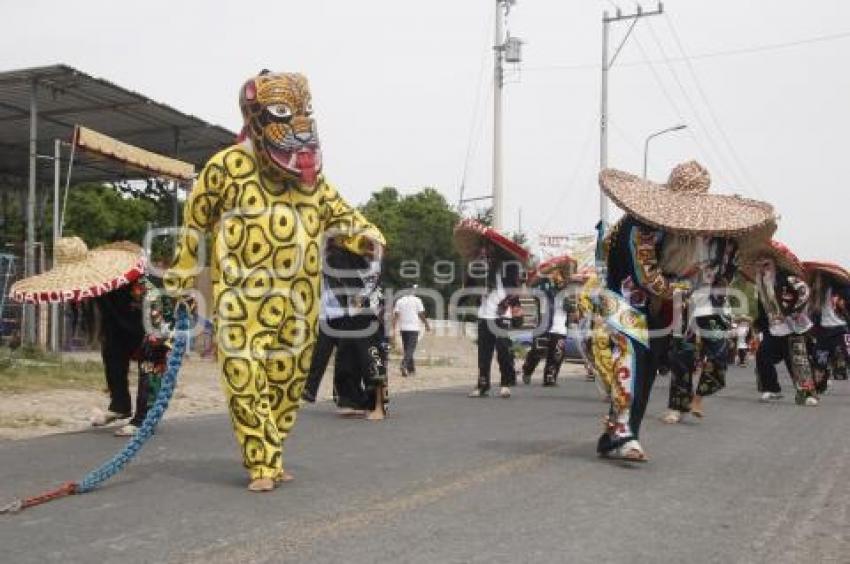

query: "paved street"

left=2, top=365, right=849, bottom=564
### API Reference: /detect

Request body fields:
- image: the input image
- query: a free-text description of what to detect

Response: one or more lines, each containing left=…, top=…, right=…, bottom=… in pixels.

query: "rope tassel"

left=1, top=308, right=190, bottom=515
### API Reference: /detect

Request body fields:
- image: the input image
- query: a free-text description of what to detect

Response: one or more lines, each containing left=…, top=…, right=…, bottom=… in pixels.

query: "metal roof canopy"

left=0, top=64, right=238, bottom=348
left=0, top=64, right=237, bottom=183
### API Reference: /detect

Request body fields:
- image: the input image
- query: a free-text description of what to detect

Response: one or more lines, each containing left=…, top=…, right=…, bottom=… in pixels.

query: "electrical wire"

left=539, top=115, right=598, bottom=233
left=642, top=18, right=747, bottom=190
left=524, top=29, right=850, bottom=73
left=458, top=8, right=496, bottom=212
left=663, top=12, right=765, bottom=197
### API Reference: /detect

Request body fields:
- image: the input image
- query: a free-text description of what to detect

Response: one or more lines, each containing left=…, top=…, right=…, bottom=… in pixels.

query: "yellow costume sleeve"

left=163, top=151, right=227, bottom=294
left=321, top=180, right=386, bottom=255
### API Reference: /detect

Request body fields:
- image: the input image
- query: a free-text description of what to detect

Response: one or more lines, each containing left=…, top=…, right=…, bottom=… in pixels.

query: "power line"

left=663, top=13, right=764, bottom=196
left=458, top=8, right=496, bottom=212
left=641, top=18, right=746, bottom=190
left=524, top=28, right=850, bottom=72
left=540, top=115, right=598, bottom=232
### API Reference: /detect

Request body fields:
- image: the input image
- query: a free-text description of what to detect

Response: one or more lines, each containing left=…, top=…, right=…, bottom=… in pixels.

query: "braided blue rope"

left=75, top=308, right=190, bottom=493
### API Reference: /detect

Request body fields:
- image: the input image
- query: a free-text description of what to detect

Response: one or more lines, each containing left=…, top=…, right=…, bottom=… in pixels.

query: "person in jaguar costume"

left=165, top=70, right=384, bottom=492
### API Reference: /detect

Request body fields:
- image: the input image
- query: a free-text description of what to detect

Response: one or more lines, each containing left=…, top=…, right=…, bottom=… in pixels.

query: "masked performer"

left=742, top=242, right=818, bottom=406
left=803, top=261, right=850, bottom=392
left=595, top=161, right=775, bottom=461
left=454, top=219, right=529, bottom=399
left=11, top=238, right=147, bottom=426
left=164, top=71, right=384, bottom=492
left=522, top=254, right=576, bottom=386
left=661, top=236, right=739, bottom=423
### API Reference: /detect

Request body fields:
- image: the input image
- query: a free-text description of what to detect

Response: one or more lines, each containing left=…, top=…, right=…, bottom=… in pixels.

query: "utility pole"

left=599, top=2, right=663, bottom=227
left=24, top=79, right=38, bottom=345
left=493, top=0, right=506, bottom=231
left=493, top=0, right=522, bottom=231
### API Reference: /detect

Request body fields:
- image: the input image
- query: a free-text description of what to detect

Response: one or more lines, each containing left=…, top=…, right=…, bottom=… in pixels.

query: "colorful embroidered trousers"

left=756, top=332, right=816, bottom=399
left=522, top=333, right=566, bottom=385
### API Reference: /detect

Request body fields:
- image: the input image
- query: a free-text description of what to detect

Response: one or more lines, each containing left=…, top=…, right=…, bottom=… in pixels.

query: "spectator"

left=392, top=285, right=430, bottom=377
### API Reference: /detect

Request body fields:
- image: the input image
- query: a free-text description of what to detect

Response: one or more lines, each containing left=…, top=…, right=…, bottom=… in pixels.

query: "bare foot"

left=366, top=408, right=386, bottom=421
left=691, top=395, right=704, bottom=418
left=248, top=478, right=274, bottom=492
left=274, top=471, right=294, bottom=484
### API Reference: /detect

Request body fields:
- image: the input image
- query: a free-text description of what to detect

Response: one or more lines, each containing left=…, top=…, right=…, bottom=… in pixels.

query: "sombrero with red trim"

left=740, top=240, right=804, bottom=280
left=803, top=261, right=850, bottom=287
left=453, top=218, right=529, bottom=264
left=599, top=160, right=777, bottom=236
left=10, top=237, right=145, bottom=305
left=527, top=254, right=577, bottom=285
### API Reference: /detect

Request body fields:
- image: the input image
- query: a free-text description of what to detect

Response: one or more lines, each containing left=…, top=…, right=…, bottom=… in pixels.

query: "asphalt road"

left=2, top=365, right=849, bottom=564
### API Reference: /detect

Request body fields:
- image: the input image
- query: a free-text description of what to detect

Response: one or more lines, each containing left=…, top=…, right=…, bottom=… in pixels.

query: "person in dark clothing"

left=750, top=242, right=818, bottom=406
left=115, top=305, right=173, bottom=436
left=91, top=280, right=146, bottom=426
left=522, top=255, right=575, bottom=387
left=804, top=264, right=849, bottom=392
left=453, top=219, right=528, bottom=399
left=302, top=239, right=387, bottom=419
left=593, top=160, right=775, bottom=461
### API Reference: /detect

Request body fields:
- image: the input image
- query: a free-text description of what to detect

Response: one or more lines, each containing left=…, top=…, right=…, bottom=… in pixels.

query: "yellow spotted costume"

left=165, top=72, right=384, bottom=481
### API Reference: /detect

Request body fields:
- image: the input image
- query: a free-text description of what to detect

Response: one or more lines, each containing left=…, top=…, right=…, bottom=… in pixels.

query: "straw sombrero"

left=803, top=261, right=850, bottom=287
left=599, top=160, right=777, bottom=236
left=527, top=254, right=576, bottom=285
left=10, top=237, right=145, bottom=304
left=739, top=240, right=804, bottom=280
left=453, top=219, right=530, bottom=264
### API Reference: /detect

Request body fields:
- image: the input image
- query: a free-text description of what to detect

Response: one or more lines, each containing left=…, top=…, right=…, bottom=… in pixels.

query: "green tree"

left=360, top=187, right=462, bottom=312
left=62, top=183, right=156, bottom=247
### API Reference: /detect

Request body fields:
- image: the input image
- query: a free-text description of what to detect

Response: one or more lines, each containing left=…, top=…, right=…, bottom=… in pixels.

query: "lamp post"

left=643, top=124, right=687, bottom=178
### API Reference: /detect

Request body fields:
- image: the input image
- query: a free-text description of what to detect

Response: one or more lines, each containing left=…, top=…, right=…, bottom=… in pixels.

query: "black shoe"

left=301, top=389, right=317, bottom=403
left=521, top=373, right=531, bottom=385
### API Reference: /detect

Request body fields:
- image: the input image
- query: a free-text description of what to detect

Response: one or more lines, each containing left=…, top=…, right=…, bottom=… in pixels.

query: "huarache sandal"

left=661, top=410, right=683, bottom=424
left=274, top=471, right=294, bottom=484
left=601, top=440, right=647, bottom=462
left=248, top=478, right=275, bottom=492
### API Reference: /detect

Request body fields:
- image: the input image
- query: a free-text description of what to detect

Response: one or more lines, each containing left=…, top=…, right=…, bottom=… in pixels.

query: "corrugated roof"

left=0, top=64, right=237, bottom=183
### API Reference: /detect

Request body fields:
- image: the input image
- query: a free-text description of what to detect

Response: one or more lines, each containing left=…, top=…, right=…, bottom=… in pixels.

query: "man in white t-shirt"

left=393, top=286, right=430, bottom=376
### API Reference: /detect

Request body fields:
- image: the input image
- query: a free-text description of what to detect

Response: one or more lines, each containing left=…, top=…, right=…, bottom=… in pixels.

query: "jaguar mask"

left=239, top=71, right=322, bottom=186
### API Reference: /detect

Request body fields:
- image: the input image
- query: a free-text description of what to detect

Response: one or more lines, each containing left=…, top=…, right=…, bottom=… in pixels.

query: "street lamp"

left=643, top=124, right=687, bottom=178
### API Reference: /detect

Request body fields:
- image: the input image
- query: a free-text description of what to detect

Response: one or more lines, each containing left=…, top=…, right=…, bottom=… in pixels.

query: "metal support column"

left=24, top=79, right=38, bottom=345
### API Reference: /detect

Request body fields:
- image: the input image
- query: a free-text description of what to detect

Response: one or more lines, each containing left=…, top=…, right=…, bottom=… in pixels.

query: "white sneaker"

left=90, top=409, right=130, bottom=427
left=114, top=424, right=139, bottom=437
left=759, top=392, right=782, bottom=403
left=804, top=396, right=819, bottom=407
left=468, top=388, right=488, bottom=398
left=499, top=386, right=511, bottom=398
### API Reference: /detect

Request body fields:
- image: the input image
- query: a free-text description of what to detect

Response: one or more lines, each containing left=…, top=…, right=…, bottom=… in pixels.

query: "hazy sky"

left=3, top=0, right=849, bottom=265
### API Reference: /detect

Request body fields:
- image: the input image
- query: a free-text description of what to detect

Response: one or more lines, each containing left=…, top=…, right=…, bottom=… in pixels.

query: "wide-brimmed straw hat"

left=528, top=254, right=577, bottom=285
left=599, top=160, right=777, bottom=236
left=453, top=218, right=530, bottom=264
left=803, top=261, right=850, bottom=287
left=11, top=237, right=145, bottom=304
left=739, top=240, right=804, bottom=280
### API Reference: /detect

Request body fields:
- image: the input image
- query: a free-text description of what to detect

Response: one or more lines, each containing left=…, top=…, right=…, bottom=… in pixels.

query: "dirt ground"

left=0, top=332, right=586, bottom=440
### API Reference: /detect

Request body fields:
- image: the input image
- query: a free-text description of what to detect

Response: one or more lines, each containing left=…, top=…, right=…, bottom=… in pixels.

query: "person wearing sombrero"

left=659, top=233, right=740, bottom=424
left=597, top=160, right=775, bottom=460
left=733, top=315, right=755, bottom=367
left=521, top=254, right=576, bottom=387
left=10, top=237, right=148, bottom=428
left=454, top=218, right=529, bottom=399
left=742, top=241, right=819, bottom=405
left=803, top=261, right=850, bottom=391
